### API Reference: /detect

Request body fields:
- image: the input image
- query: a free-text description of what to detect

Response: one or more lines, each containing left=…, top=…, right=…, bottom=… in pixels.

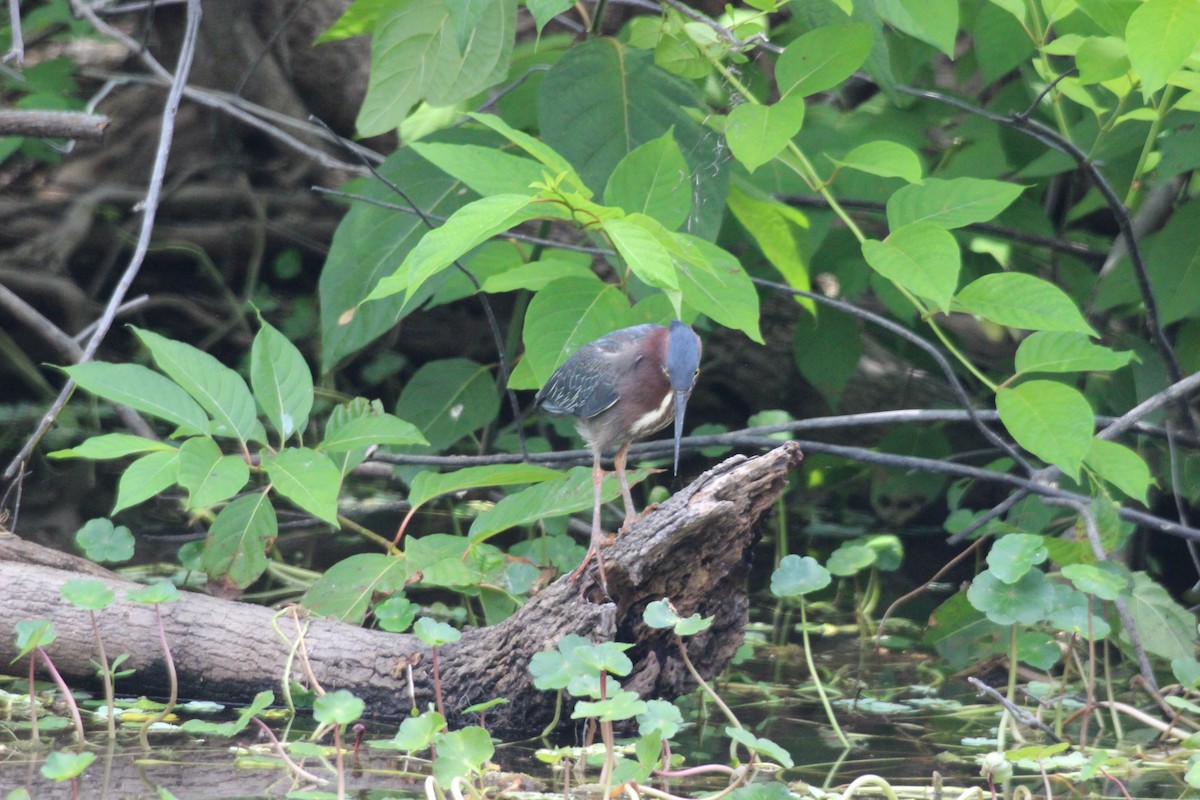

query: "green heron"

left=536, top=320, right=702, bottom=590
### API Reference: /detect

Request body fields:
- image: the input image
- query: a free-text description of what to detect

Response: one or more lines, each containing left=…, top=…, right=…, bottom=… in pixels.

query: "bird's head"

left=663, top=320, right=702, bottom=474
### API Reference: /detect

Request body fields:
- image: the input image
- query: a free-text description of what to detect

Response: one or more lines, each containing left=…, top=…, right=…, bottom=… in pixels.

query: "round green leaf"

left=60, top=578, right=115, bottom=611
left=986, top=533, right=1047, bottom=584
left=413, top=616, right=461, bottom=647
left=126, top=580, right=180, bottom=605
left=827, top=543, right=877, bottom=576
left=313, top=689, right=365, bottom=726
left=374, top=596, right=420, bottom=633
left=770, top=554, right=831, bottom=597
left=40, top=750, right=96, bottom=782
left=996, top=380, right=1094, bottom=480
left=966, top=568, right=1055, bottom=625
left=75, top=518, right=135, bottom=564
left=1061, top=562, right=1131, bottom=600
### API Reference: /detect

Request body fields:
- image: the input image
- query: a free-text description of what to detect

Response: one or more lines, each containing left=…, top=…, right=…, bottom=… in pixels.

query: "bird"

left=535, top=319, right=702, bottom=591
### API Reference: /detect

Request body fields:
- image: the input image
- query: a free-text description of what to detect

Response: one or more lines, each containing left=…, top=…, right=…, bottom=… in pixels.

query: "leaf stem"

left=799, top=597, right=850, bottom=748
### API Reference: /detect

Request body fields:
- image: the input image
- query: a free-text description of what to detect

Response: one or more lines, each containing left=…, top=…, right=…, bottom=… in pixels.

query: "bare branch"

left=0, top=110, right=110, bottom=139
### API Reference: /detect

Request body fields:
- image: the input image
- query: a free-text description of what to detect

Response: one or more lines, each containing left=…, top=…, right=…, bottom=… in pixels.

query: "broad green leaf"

left=862, top=222, right=960, bottom=311
left=520, top=276, right=631, bottom=388
left=364, top=193, right=535, bottom=303
left=527, top=0, right=574, bottom=36
left=479, top=257, right=595, bottom=293
left=314, top=689, right=365, bottom=726
left=264, top=447, right=342, bottom=526
left=406, top=533, right=484, bottom=587
left=432, top=726, right=495, bottom=785
left=1142, top=200, right=1200, bottom=325
left=1126, top=0, right=1200, bottom=96
left=251, top=319, right=313, bottom=442
left=112, top=449, right=179, bottom=514
left=411, top=142, right=545, bottom=197
left=604, top=131, right=692, bottom=230
left=132, top=328, right=264, bottom=445
left=1014, top=331, right=1134, bottom=374
left=301, top=553, right=407, bottom=623
left=725, top=182, right=812, bottom=313
left=873, top=0, right=959, bottom=56
left=323, top=398, right=383, bottom=478
left=602, top=214, right=682, bottom=292
left=319, top=413, right=428, bottom=452
left=1126, top=571, right=1196, bottom=660
left=793, top=309, right=861, bottom=410
left=1061, top=562, right=1130, bottom=600
left=675, top=235, right=764, bottom=343
left=407, top=463, right=563, bottom=509
left=49, top=433, right=175, bottom=461
left=538, top=38, right=728, bottom=238
left=771, top=554, right=831, bottom=597
left=60, top=578, right=115, bottom=611
left=76, top=518, right=134, bottom=563
left=467, top=466, right=649, bottom=543
left=40, top=751, right=95, bottom=782
left=834, top=140, right=923, bottom=183
left=64, top=362, right=208, bottom=436
left=724, top=95, right=805, bottom=173
left=886, top=178, right=1025, bottom=229
left=394, top=359, right=500, bottom=449
left=827, top=543, right=877, bottom=576
left=1075, top=0, right=1139, bottom=35
left=1046, top=584, right=1112, bottom=641
left=987, top=533, right=1047, bottom=584
left=375, top=710, right=446, bottom=752
left=177, top=437, right=250, bottom=510
left=1084, top=439, right=1153, bottom=503
left=996, top=380, right=1094, bottom=479
left=776, top=24, right=873, bottom=98
left=467, top=112, right=585, bottom=191
left=357, top=0, right=514, bottom=136
left=955, top=273, right=1097, bottom=335
left=966, top=568, right=1056, bottom=625
left=203, top=491, right=277, bottom=589
left=1076, top=37, right=1131, bottom=84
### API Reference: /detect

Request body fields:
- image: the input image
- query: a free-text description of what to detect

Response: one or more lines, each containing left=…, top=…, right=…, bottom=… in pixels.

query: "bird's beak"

left=673, top=389, right=691, bottom=475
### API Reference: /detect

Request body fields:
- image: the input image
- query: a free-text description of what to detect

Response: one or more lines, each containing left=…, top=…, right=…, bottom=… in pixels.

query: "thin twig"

left=968, top=677, right=1064, bottom=743
left=3, top=0, right=22, bottom=65
left=0, top=110, right=109, bottom=139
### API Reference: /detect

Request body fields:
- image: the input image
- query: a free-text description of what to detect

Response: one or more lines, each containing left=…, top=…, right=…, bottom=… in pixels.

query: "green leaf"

left=414, top=616, right=462, bottom=646
left=40, top=751, right=96, bottom=782
left=408, top=463, right=563, bottom=509
left=375, top=710, right=445, bottom=752
left=1084, top=439, right=1153, bottom=503
left=642, top=598, right=714, bottom=635
left=315, top=0, right=387, bottom=42
left=604, top=130, right=692, bottom=230
left=527, top=0, right=574, bottom=36
left=250, top=319, right=313, bottom=442
left=637, top=699, right=684, bottom=738
left=126, top=580, right=180, bottom=604
left=479, top=256, right=596, bottom=293
left=1126, top=571, right=1196, bottom=660
left=834, top=140, right=923, bottom=183
left=64, top=362, right=209, bottom=436
left=132, top=328, right=264, bottom=445
left=203, top=492, right=277, bottom=589
left=467, top=466, right=649, bottom=543
left=357, top=0, right=514, bottom=136
left=76, top=517, right=135, bottom=563
left=48, top=433, right=176, bottom=461
left=1062, top=562, right=1130, bottom=600
left=1014, top=331, right=1134, bottom=374
left=862, top=222, right=961, bottom=311
left=724, top=95, right=805, bottom=173
left=1126, top=0, right=1200, bottom=96
left=364, top=193, right=535, bottom=303
left=996, top=380, right=1094, bottom=480
left=519, top=276, right=631, bottom=388
left=573, top=690, right=647, bottom=722
left=264, top=447, right=342, bottom=526
left=1076, top=36, right=1131, bottom=84
left=467, top=112, right=585, bottom=191
left=827, top=543, right=877, bottom=576
left=886, top=178, right=1025, bottom=230
left=726, top=727, right=795, bottom=769
left=874, top=0, right=959, bottom=56
left=776, top=24, right=873, bottom=98
left=966, top=568, right=1055, bottom=625
left=955, top=273, right=1097, bottom=335
left=1046, top=584, right=1112, bottom=641
left=60, top=578, right=115, bottom=611
left=770, top=554, right=831, bottom=597
left=319, top=413, right=428, bottom=452
left=112, top=450, right=180, bottom=515
left=13, top=619, right=55, bottom=660
left=725, top=182, right=812, bottom=313
left=374, top=596, right=420, bottom=633
left=313, top=689, right=365, bottom=726
left=602, top=214, right=685, bottom=292
left=177, top=437, right=250, bottom=510
left=432, top=726, right=495, bottom=784
left=987, top=533, right=1047, bottom=584
left=394, top=359, right=500, bottom=449
left=1075, top=0, right=1140, bottom=34
left=674, top=235, right=764, bottom=343
left=538, top=38, right=727, bottom=238
left=301, top=553, right=407, bottom=623
left=411, top=141, right=546, bottom=197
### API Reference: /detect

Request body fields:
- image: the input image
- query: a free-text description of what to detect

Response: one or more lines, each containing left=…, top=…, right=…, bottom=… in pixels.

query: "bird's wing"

left=536, top=326, right=656, bottom=419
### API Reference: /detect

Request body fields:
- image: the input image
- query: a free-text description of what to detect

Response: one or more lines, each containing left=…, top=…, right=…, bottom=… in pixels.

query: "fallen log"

left=0, top=443, right=801, bottom=732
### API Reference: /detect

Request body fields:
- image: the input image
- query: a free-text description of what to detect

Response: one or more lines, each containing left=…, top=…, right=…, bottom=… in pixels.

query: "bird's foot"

left=618, top=502, right=659, bottom=534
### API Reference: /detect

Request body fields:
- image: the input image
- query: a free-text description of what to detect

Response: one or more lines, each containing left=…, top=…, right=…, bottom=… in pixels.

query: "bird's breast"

left=627, top=389, right=675, bottom=438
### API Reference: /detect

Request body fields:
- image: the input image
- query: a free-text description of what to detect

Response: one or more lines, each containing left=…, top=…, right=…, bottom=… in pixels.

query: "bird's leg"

left=614, top=441, right=638, bottom=532
left=570, top=454, right=610, bottom=593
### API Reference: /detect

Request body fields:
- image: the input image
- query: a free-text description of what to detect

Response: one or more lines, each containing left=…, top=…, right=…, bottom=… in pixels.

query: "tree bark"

left=0, top=443, right=801, bottom=732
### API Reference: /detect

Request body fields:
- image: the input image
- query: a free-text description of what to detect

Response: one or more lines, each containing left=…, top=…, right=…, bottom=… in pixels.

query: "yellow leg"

left=613, top=440, right=637, bottom=531
left=570, top=454, right=611, bottom=593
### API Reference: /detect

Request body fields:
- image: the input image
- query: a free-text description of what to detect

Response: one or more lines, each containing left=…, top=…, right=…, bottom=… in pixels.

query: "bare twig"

left=3, top=0, right=22, bottom=65
left=968, top=677, right=1064, bottom=743
left=0, top=110, right=110, bottom=139
left=4, top=0, right=203, bottom=479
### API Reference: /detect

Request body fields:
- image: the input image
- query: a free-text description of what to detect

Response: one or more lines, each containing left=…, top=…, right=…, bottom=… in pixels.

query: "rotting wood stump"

left=0, top=443, right=802, bottom=732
